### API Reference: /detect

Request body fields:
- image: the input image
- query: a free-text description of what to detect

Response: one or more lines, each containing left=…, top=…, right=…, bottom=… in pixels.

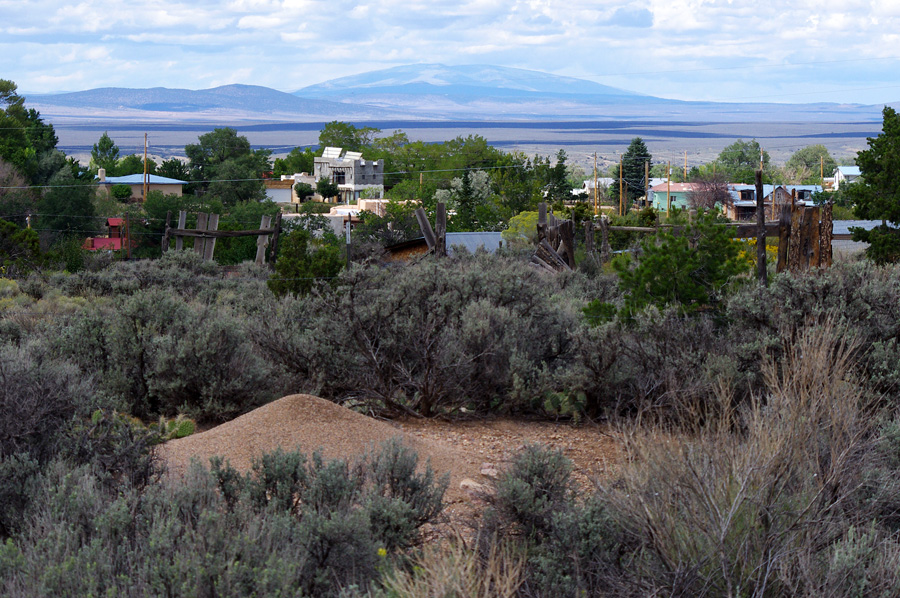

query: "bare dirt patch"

left=160, top=394, right=623, bottom=531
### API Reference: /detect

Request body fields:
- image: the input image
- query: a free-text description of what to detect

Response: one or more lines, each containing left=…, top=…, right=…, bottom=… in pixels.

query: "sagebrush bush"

left=255, top=253, right=581, bottom=417
left=0, top=439, right=447, bottom=598
left=49, top=288, right=277, bottom=422
left=602, top=322, right=883, bottom=596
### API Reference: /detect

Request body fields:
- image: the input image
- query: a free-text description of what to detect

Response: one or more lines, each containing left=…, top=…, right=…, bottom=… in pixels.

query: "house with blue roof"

left=833, top=166, right=860, bottom=191
left=725, top=184, right=822, bottom=221
left=95, top=168, right=187, bottom=201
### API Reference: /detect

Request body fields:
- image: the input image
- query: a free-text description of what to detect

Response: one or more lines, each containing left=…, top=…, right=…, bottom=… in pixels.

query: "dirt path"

left=160, top=394, right=623, bottom=531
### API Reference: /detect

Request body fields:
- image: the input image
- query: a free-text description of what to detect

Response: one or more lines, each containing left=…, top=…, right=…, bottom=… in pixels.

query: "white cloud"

left=0, top=0, right=896, bottom=104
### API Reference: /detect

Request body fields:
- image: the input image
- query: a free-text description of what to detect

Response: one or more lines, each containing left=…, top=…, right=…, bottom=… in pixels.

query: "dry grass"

left=603, top=319, right=877, bottom=597
left=377, top=537, right=525, bottom=598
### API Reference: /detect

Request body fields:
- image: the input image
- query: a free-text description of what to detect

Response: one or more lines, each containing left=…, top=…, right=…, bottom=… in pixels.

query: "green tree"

left=0, top=80, right=60, bottom=183
left=316, top=177, right=339, bottom=201
left=267, top=228, right=343, bottom=297
left=614, top=211, right=748, bottom=314
left=294, top=182, right=314, bottom=201
left=0, top=158, right=35, bottom=227
left=36, top=168, right=97, bottom=246
left=848, top=106, right=900, bottom=263
left=185, top=128, right=270, bottom=205
left=715, top=139, right=772, bottom=184
left=273, top=147, right=315, bottom=177
left=117, top=154, right=157, bottom=176
left=157, top=158, right=190, bottom=181
left=91, top=132, right=120, bottom=174
left=0, top=218, right=43, bottom=275
left=318, top=121, right=380, bottom=152
left=784, top=144, right=836, bottom=184
left=622, top=137, right=651, bottom=204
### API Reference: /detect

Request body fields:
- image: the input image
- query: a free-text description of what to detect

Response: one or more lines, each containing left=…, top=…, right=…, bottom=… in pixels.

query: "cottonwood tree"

left=784, top=144, right=836, bottom=184
left=185, top=127, right=270, bottom=205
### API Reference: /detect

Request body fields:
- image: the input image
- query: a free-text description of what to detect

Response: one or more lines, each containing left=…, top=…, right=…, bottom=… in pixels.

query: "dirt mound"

left=160, top=394, right=481, bottom=502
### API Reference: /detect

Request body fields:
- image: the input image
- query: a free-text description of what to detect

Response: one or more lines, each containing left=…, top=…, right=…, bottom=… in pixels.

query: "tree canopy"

left=185, top=127, right=271, bottom=205
left=784, top=144, right=836, bottom=184
left=848, top=106, right=900, bottom=263
left=715, top=139, right=772, bottom=184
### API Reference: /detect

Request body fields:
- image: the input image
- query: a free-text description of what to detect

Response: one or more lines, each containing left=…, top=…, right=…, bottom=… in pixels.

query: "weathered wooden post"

left=161, top=210, right=172, bottom=254
left=537, top=202, right=547, bottom=242
left=584, top=220, right=595, bottom=255
left=194, top=212, right=209, bottom=257
left=435, top=203, right=447, bottom=257
left=755, top=170, right=767, bottom=287
left=776, top=204, right=791, bottom=273
left=414, top=207, right=436, bottom=251
left=820, top=202, right=833, bottom=267
left=203, top=213, right=219, bottom=261
left=599, top=216, right=611, bottom=264
left=175, top=211, right=187, bottom=251
left=255, top=214, right=272, bottom=265
left=268, top=211, right=282, bottom=267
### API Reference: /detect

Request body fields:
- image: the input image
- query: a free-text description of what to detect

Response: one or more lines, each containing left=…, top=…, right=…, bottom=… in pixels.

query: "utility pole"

left=759, top=147, right=764, bottom=171
left=683, top=150, right=687, bottom=180
left=142, top=133, right=149, bottom=202
left=593, top=152, right=598, bottom=215
left=820, top=156, right=824, bottom=186
left=666, top=161, right=671, bottom=214
left=644, top=160, right=650, bottom=209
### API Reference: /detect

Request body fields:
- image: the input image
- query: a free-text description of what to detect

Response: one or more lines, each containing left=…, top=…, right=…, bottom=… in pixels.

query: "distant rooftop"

left=96, top=174, right=188, bottom=185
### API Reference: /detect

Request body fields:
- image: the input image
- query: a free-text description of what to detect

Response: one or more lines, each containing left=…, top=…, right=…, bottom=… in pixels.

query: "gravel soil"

left=160, top=394, right=623, bottom=531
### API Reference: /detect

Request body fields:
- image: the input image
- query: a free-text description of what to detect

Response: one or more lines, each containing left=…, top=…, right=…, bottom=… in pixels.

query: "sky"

left=2, top=0, right=899, bottom=105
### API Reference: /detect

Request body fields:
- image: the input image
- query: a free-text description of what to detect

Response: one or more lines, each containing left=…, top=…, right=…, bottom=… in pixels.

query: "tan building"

left=96, top=168, right=186, bottom=201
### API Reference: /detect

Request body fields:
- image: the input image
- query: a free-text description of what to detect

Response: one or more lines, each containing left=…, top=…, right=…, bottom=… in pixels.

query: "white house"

left=833, top=166, right=860, bottom=190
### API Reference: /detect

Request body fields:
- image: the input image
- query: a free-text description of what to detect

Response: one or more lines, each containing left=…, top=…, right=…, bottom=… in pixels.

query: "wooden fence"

left=162, top=210, right=283, bottom=266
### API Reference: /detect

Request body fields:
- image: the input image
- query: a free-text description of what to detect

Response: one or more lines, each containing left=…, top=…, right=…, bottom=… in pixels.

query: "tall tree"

left=318, top=121, right=380, bottom=152
left=185, top=127, right=270, bottom=204
left=784, top=144, right=836, bottom=184
left=273, top=147, right=315, bottom=177
left=848, top=107, right=900, bottom=263
left=91, top=132, right=120, bottom=174
left=622, top=137, right=651, bottom=204
left=716, top=139, right=771, bottom=184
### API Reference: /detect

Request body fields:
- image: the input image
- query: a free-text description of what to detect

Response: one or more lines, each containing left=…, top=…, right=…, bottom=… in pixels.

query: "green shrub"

left=256, top=253, right=579, bottom=417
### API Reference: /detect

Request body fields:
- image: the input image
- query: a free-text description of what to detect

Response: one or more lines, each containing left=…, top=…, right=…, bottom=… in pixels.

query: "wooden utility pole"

left=142, top=133, right=149, bottom=202
left=756, top=170, right=767, bottom=287
left=618, top=156, right=624, bottom=216
left=666, top=161, right=671, bottom=214
left=759, top=147, right=764, bottom=171
left=683, top=150, right=687, bottom=180
left=593, top=152, right=598, bottom=215
left=820, top=156, right=824, bottom=186
left=644, top=160, right=650, bottom=208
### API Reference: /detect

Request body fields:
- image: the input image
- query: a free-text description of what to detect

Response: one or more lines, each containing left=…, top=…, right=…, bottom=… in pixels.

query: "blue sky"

left=2, top=0, right=899, bottom=104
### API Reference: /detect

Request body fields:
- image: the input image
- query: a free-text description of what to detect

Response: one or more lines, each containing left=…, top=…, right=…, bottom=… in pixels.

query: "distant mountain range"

left=27, top=63, right=890, bottom=123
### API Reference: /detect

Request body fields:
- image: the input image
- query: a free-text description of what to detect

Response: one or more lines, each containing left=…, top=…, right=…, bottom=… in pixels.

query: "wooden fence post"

left=194, top=212, right=209, bottom=257
left=175, top=211, right=187, bottom=251
left=821, top=202, right=833, bottom=267
left=537, top=202, right=547, bottom=243
left=255, top=215, right=272, bottom=265
left=584, top=221, right=595, bottom=255
left=435, top=203, right=447, bottom=257
left=415, top=207, right=436, bottom=251
left=161, top=210, right=172, bottom=254
left=755, top=170, right=767, bottom=287
left=203, top=213, right=219, bottom=261
left=268, top=211, right=282, bottom=267
left=776, top=204, right=791, bottom=273
left=599, top=217, right=611, bottom=263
